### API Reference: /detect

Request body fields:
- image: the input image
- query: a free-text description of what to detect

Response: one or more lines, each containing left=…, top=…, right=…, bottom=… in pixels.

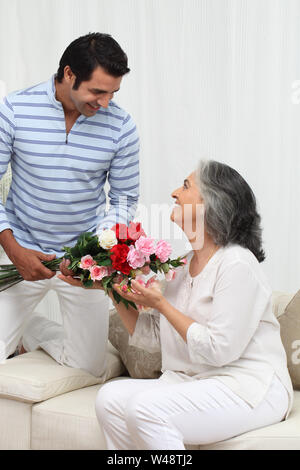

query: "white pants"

left=95, top=373, right=289, bottom=450
left=0, top=251, right=109, bottom=377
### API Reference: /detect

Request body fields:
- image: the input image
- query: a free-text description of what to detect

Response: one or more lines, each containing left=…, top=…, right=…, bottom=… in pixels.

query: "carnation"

left=110, top=243, right=131, bottom=275
left=134, top=236, right=155, bottom=262
left=128, top=222, right=146, bottom=241
left=111, top=223, right=130, bottom=242
left=155, top=240, right=172, bottom=263
left=127, top=245, right=147, bottom=269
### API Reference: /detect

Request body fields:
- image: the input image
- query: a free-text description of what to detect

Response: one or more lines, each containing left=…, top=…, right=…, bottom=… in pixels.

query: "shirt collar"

left=46, top=74, right=64, bottom=111
left=46, top=74, right=86, bottom=123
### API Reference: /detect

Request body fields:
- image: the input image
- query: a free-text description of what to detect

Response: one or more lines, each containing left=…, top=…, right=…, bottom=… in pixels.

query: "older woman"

left=59, top=160, right=293, bottom=450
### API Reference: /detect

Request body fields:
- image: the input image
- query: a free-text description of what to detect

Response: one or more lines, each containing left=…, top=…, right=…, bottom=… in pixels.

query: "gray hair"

left=196, top=160, right=265, bottom=262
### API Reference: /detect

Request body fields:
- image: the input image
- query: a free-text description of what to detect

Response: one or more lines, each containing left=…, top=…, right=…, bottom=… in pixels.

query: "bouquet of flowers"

left=0, top=222, right=186, bottom=310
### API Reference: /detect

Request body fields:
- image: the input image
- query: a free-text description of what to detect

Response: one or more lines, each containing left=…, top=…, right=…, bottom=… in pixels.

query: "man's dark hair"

left=56, top=32, right=130, bottom=89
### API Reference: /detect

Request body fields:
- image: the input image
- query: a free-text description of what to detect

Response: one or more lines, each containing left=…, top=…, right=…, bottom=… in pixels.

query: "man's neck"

left=54, top=78, right=80, bottom=118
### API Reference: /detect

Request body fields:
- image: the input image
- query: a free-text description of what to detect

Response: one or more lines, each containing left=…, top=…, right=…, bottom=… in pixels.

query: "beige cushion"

left=271, top=291, right=295, bottom=318
left=29, top=381, right=300, bottom=450
left=109, top=309, right=162, bottom=379
left=0, top=398, right=31, bottom=450
left=196, top=391, right=300, bottom=450
left=278, top=290, right=300, bottom=390
left=31, top=378, right=127, bottom=450
left=0, top=342, right=125, bottom=403
left=32, top=384, right=106, bottom=450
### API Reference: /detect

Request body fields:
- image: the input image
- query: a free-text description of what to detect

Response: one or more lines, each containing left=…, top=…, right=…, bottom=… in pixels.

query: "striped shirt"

left=0, top=75, right=139, bottom=256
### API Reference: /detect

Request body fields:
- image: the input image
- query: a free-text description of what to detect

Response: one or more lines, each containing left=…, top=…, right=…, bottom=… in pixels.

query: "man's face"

left=66, top=66, right=123, bottom=116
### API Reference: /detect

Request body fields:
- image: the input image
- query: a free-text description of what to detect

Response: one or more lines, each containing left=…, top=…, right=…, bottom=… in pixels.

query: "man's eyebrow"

left=89, top=87, right=120, bottom=93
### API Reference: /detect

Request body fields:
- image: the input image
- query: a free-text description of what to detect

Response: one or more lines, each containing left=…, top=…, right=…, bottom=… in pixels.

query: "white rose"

left=98, top=229, right=118, bottom=250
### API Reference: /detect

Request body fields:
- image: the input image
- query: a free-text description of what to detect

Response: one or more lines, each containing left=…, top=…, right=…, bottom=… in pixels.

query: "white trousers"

left=95, top=373, right=289, bottom=450
left=0, top=251, right=109, bottom=377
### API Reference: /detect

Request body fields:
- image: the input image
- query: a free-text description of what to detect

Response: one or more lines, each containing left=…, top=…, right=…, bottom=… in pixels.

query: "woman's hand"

left=113, top=279, right=165, bottom=310
left=57, top=274, right=105, bottom=290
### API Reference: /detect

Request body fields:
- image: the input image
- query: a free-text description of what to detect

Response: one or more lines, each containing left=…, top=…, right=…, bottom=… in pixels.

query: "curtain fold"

left=0, top=0, right=298, bottom=323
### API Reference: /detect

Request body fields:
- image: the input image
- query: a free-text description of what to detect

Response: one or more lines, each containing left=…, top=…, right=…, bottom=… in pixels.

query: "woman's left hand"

left=113, top=279, right=165, bottom=310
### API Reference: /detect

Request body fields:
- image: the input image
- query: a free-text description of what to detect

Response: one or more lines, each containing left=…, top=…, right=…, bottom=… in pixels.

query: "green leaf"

left=150, top=263, right=158, bottom=273
left=97, top=259, right=112, bottom=267
left=70, top=245, right=82, bottom=258
left=127, top=300, right=138, bottom=310
left=102, top=275, right=114, bottom=290
left=83, top=279, right=94, bottom=288
left=84, top=239, right=100, bottom=256
left=69, top=259, right=80, bottom=271
left=169, top=260, right=178, bottom=267
left=112, top=289, right=122, bottom=304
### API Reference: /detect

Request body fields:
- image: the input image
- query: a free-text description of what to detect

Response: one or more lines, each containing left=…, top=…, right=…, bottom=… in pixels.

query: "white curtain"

left=0, top=0, right=299, bottom=320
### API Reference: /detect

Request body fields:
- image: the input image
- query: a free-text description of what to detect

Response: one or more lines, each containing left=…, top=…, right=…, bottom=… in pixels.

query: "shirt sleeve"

left=186, top=260, right=271, bottom=367
left=96, top=113, right=139, bottom=234
left=128, top=309, right=161, bottom=353
left=0, top=97, right=15, bottom=233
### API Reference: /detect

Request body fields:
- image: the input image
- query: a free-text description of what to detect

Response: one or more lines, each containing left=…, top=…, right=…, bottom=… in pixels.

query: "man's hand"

left=59, top=258, right=76, bottom=277
left=8, top=245, right=57, bottom=281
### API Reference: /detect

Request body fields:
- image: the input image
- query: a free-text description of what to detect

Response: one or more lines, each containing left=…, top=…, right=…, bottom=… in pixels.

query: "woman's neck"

left=190, top=234, right=219, bottom=264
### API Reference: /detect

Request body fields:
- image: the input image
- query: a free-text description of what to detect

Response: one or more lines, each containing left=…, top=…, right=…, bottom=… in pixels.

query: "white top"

left=128, top=243, right=294, bottom=419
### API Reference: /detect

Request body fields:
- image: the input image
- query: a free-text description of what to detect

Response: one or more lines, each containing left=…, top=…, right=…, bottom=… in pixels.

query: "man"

left=0, top=33, right=139, bottom=376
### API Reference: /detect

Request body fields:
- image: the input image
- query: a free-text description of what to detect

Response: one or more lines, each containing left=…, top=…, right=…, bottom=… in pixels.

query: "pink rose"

left=134, top=236, right=155, bottom=262
left=181, top=258, right=187, bottom=265
left=90, top=265, right=108, bottom=281
left=127, top=245, right=147, bottom=269
left=79, top=255, right=96, bottom=270
left=165, top=269, right=176, bottom=282
left=155, top=240, right=172, bottom=263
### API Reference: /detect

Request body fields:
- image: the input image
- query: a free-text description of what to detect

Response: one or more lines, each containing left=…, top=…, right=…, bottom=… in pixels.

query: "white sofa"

left=0, top=293, right=300, bottom=450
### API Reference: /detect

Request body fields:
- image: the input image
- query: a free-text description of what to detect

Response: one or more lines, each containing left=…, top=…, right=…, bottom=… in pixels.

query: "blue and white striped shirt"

left=0, top=75, right=139, bottom=256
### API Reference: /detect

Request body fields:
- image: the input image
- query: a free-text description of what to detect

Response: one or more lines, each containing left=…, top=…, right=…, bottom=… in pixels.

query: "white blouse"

left=128, top=243, right=294, bottom=419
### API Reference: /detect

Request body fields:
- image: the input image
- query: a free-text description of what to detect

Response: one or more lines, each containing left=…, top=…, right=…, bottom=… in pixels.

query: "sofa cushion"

left=0, top=397, right=31, bottom=450
left=278, top=290, right=300, bottom=390
left=31, top=378, right=128, bottom=450
left=271, top=291, right=295, bottom=318
left=30, top=381, right=300, bottom=450
left=0, top=342, right=125, bottom=403
left=196, top=390, right=300, bottom=450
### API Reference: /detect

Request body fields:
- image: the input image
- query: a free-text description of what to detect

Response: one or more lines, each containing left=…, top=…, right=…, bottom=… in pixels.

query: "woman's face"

left=171, top=171, right=205, bottom=243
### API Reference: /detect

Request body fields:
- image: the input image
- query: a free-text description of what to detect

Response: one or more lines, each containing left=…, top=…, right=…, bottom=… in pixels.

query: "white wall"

left=0, top=0, right=299, bottom=317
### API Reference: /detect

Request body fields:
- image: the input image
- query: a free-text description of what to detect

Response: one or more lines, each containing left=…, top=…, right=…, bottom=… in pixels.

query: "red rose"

left=110, top=243, right=131, bottom=275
